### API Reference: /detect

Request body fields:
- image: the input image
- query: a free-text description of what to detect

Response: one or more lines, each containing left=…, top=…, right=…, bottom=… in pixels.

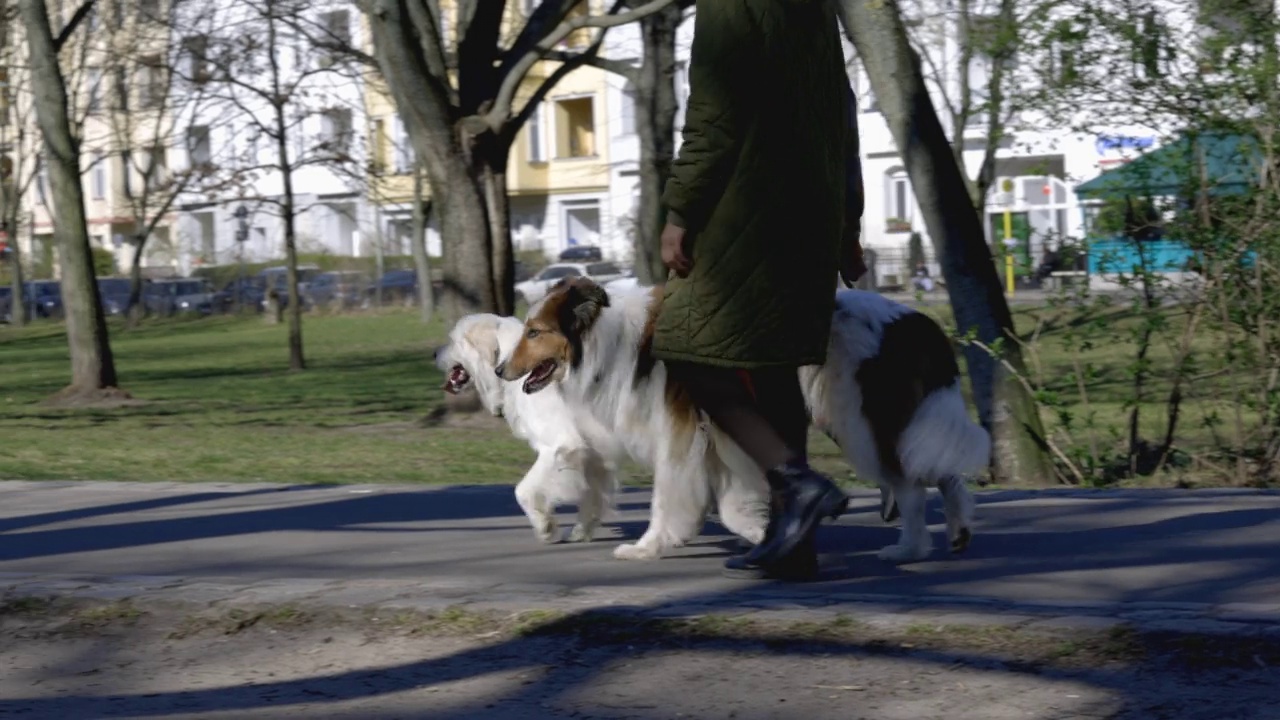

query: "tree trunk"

left=431, top=161, right=498, bottom=323
left=631, top=3, right=682, bottom=285
left=19, top=0, right=119, bottom=396
left=836, top=0, right=1053, bottom=485
left=126, top=236, right=147, bottom=327
left=477, top=136, right=514, bottom=316
left=5, top=208, right=26, bottom=326
left=275, top=103, right=305, bottom=371
left=410, top=165, right=435, bottom=323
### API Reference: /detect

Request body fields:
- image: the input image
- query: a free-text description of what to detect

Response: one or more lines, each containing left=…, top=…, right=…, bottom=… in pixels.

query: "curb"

left=4, top=572, right=1280, bottom=639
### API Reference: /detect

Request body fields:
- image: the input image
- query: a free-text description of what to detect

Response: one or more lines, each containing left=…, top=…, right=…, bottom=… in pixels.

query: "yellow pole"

left=1003, top=208, right=1014, bottom=295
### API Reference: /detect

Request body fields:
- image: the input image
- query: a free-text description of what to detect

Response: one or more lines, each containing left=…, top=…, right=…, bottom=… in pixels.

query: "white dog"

left=435, top=314, right=622, bottom=544
left=498, top=278, right=988, bottom=564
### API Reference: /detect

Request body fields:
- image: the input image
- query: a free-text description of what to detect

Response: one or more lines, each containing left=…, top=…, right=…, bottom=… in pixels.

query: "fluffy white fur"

left=435, top=314, right=622, bottom=544
left=526, top=288, right=772, bottom=561
left=800, top=290, right=989, bottom=562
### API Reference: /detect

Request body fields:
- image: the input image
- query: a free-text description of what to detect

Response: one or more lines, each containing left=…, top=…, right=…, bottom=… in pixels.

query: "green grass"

left=0, top=312, right=538, bottom=485
left=0, top=299, right=1264, bottom=486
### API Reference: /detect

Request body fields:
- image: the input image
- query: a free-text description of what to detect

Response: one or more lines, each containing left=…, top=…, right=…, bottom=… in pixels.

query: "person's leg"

left=668, top=362, right=845, bottom=576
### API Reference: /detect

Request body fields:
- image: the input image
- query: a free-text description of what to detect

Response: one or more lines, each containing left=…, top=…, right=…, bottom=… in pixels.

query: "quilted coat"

left=652, top=0, right=858, bottom=369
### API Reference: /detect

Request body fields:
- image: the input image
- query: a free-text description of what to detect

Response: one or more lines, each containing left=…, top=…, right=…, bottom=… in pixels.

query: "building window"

left=371, top=118, right=387, bottom=174
left=187, top=125, right=211, bottom=167
left=320, top=108, right=353, bottom=156
left=527, top=104, right=545, bottom=163
left=113, top=66, right=128, bottom=111
left=886, top=171, right=913, bottom=232
left=554, top=96, right=595, bottom=159
left=145, top=145, right=168, bottom=191
left=183, top=34, right=210, bottom=83
left=91, top=152, right=106, bottom=199
left=86, top=67, right=102, bottom=114
left=36, top=157, right=48, bottom=205
left=619, top=82, right=636, bottom=136
left=0, top=69, right=10, bottom=126
left=246, top=126, right=259, bottom=166
left=138, top=55, right=165, bottom=109
left=392, top=115, right=414, bottom=173
left=319, top=9, right=351, bottom=66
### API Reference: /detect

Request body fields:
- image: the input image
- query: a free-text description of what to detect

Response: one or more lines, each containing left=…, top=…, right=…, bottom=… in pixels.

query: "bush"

left=91, top=247, right=116, bottom=277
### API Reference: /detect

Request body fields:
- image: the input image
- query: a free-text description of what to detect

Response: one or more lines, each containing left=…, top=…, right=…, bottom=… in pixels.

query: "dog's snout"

left=494, top=362, right=507, bottom=378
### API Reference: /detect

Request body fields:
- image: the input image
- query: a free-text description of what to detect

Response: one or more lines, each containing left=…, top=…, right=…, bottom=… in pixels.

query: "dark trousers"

left=666, top=362, right=809, bottom=476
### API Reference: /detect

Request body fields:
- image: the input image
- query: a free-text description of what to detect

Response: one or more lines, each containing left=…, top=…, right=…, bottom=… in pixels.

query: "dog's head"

left=435, top=313, right=508, bottom=413
left=496, top=277, right=610, bottom=394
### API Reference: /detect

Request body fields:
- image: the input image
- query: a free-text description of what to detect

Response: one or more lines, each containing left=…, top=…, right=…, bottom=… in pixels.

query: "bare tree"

left=836, top=0, right=1054, bottom=484
left=18, top=0, right=121, bottom=399
left=363, top=0, right=682, bottom=321
left=0, top=0, right=45, bottom=325
left=198, top=0, right=366, bottom=370
left=549, top=0, right=692, bottom=285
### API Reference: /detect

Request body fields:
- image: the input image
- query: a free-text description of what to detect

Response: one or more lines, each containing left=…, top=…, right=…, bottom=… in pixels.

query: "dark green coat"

left=653, top=0, right=858, bottom=369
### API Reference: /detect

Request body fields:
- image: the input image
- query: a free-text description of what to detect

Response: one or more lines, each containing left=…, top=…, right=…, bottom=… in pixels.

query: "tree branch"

left=53, top=0, right=95, bottom=52
left=544, top=49, right=638, bottom=80
left=480, top=0, right=678, bottom=133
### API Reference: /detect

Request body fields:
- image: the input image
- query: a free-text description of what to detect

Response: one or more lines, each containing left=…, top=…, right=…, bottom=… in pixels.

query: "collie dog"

left=435, top=314, right=623, bottom=544
left=496, top=278, right=989, bottom=564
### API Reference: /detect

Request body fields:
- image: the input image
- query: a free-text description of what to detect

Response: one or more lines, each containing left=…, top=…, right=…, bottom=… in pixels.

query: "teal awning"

left=1075, top=132, right=1263, bottom=199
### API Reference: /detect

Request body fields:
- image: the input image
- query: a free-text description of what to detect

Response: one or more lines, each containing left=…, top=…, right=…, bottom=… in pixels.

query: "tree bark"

left=836, top=0, right=1053, bottom=485
left=267, top=10, right=305, bottom=371
left=630, top=2, right=681, bottom=285
left=19, top=0, right=120, bottom=395
left=126, top=240, right=147, bottom=327
left=4, top=204, right=26, bottom=326
left=410, top=164, right=435, bottom=322
left=476, top=134, right=513, bottom=315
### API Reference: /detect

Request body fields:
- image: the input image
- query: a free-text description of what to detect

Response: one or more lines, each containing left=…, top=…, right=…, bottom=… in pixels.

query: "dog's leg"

left=613, top=458, right=707, bottom=561
left=938, top=475, right=975, bottom=553
left=515, top=452, right=560, bottom=544
left=877, top=481, right=933, bottom=564
left=712, top=471, right=770, bottom=547
left=568, top=450, right=612, bottom=543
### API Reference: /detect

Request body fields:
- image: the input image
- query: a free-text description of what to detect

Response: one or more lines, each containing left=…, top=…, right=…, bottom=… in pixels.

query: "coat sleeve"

left=842, top=80, right=865, bottom=265
left=660, top=4, right=753, bottom=232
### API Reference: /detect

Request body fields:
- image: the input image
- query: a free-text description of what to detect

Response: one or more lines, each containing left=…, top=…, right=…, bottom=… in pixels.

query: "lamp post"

left=233, top=204, right=249, bottom=313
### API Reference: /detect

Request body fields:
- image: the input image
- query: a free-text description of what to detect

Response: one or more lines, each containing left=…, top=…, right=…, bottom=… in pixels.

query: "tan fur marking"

left=502, top=289, right=574, bottom=380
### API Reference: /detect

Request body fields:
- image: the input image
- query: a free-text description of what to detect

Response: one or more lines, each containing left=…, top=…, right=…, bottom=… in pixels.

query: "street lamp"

left=234, top=204, right=249, bottom=313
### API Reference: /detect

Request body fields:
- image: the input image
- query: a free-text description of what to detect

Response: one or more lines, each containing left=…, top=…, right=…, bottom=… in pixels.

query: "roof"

left=1075, top=132, right=1263, bottom=199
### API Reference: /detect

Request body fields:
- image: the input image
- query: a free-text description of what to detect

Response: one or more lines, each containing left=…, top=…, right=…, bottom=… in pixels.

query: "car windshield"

left=537, top=266, right=580, bottom=281
left=33, top=283, right=59, bottom=296
left=382, top=271, right=414, bottom=283
left=98, top=279, right=131, bottom=293
left=586, top=262, right=621, bottom=276
left=175, top=281, right=205, bottom=295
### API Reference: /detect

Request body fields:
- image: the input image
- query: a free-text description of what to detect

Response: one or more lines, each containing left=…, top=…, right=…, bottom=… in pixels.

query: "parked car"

left=365, top=269, right=419, bottom=306
left=145, top=278, right=217, bottom=316
left=558, top=245, right=603, bottom=262
left=515, top=261, right=626, bottom=305
left=23, top=280, right=62, bottom=319
left=97, top=277, right=143, bottom=316
left=305, top=270, right=368, bottom=310
left=257, top=265, right=322, bottom=311
left=214, top=276, right=268, bottom=313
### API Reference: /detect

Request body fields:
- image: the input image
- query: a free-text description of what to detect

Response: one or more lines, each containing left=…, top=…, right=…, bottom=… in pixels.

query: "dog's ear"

left=560, top=278, right=610, bottom=334
left=462, top=318, right=502, bottom=366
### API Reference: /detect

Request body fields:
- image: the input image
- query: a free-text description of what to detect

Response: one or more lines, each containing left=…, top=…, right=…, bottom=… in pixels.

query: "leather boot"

left=722, top=528, right=819, bottom=581
left=741, top=460, right=847, bottom=568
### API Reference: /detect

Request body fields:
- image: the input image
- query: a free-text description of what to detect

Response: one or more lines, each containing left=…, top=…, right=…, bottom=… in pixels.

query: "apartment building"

left=169, top=0, right=374, bottom=274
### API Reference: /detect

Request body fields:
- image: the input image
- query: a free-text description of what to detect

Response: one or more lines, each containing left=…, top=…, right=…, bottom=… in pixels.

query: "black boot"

left=741, top=461, right=847, bottom=568
left=722, top=529, right=819, bottom=581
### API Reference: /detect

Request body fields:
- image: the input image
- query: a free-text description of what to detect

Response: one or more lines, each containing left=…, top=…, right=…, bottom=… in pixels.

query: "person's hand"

left=661, top=222, right=692, bottom=278
left=840, top=239, right=867, bottom=288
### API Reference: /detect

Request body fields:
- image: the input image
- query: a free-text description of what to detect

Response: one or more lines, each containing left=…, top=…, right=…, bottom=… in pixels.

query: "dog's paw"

left=612, top=542, right=660, bottom=561
left=877, top=543, right=933, bottom=564
left=534, top=516, right=560, bottom=544
left=948, top=525, right=973, bottom=554
left=566, top=523, right=596, bottom=543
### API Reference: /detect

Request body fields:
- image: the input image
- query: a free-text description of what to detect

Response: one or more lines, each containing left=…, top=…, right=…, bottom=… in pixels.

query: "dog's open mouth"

left=522, top=359, right=558, bottom=394
left=443, top=365, right=471, bottom=394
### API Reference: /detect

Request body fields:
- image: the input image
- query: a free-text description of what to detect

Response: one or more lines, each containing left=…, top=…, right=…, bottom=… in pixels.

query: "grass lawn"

left=0, top=298, right=1261, bottom=487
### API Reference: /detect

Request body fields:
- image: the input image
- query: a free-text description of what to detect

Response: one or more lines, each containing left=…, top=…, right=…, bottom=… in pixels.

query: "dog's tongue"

left=442, top=367, right=468, bottom=394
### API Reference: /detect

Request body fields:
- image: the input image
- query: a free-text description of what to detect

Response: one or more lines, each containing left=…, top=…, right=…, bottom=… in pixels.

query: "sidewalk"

left=3, top=481, right=1279, bottom=632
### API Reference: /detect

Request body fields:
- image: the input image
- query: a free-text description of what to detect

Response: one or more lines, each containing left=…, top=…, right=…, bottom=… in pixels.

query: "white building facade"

left=169, top=0, right=375, bottom=275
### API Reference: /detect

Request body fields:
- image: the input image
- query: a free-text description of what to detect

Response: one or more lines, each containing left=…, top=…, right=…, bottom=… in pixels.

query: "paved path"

left=2, top=481, right=1280, bottom=631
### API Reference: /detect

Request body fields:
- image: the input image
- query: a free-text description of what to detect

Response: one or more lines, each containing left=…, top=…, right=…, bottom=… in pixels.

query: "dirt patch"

left=40, top=385, right=145, bottom=409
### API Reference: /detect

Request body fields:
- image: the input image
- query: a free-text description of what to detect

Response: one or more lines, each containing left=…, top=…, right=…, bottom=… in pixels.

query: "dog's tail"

left=897, top=384, right=991, bottom=481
